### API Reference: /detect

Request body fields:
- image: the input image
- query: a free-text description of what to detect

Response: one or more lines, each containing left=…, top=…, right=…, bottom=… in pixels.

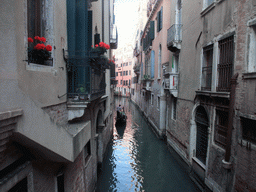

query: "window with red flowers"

left=27, top=0, right=53, bottom=66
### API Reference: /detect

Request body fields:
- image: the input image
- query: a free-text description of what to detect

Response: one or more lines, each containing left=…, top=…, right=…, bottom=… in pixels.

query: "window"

left=203, top=0, right=214, bottom=9
left=116, top=72, right=118, bottom=76
left=171, top=97, right=177, bottom=120
left=57, top=174, right=64, bottom=192
left=126, top=71, right=128, bottom=75
left=129, top=80, right=130, bottom=85
left=132, top=89, right=134, bottom=95
left=248, top=24, right=256, bottom=72
left=129, top=62, right=132, bottom=65
left=116, top=64, right=118, bottom=68
left=28, top=0, right=44, bottom=41
left=217, top=35, right=234, bottom=92
left=157, top=7, right=163, bottom=32
left=195, top=106, right=209, bottom=165
left=124, top=88, right=126, bottom=94
left=157, top=96, right=160, bottom=108
left=121, top=63, right=122, bottom=67
left=129, top=70, right=131, bottom=75
left=84, top=140, right=91, bottom=163
left=214, top=109, right=228, bottom=148
left=123, top=71, right=125, bottom=76
left=151, top=94, right=154, bottom=105
left=126, top=80, right=128, bottom=85
left=124, top=81, right=126, bottom=85
left=27, top=0, right=53, bottom=66
left=120, top=72, right=122, bottom=76
left=121, top=80, right=122, bottom=85
left=202, top=45, right=213, bottom=91
left=241, top=117, right=256, bottom=144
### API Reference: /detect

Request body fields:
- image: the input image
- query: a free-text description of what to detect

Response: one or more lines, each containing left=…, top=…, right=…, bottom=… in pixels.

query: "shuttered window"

left=157, top=7, right=163, bottom=32
left=195, top=106, right=209, bottom=165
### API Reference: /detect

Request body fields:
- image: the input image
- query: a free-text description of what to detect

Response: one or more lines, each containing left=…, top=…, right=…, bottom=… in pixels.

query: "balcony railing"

left=66, top=52, right=106, bottom=102
left=133, top=64, right=141, bottom=74
left=167, top=24, right=182, bottom=52
left=142, top=75, right=153, bottom=91
left=110, top=24, right=118, bottom=49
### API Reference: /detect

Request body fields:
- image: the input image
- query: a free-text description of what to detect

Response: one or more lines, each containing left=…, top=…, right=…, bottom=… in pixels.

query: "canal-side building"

left=132, top=0, right=256, bottom=191
left=115, top=58, right=133, bottom=97
left=131, top=0, right=172, bottom=137
left=0, top=0, right=116, bottom=191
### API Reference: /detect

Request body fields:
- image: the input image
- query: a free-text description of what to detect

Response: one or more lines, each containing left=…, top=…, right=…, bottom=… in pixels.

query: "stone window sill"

left=242, top=72, right=256, bottom=79
left=201, top=2, right=215, bottom=16
left=192, top=157, right=206, bottom=170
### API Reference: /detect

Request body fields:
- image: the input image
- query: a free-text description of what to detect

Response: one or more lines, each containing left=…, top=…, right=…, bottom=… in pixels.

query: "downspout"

left=222, top=73, right=239, bottom=169
left=102, top=0, right=104, bottom=42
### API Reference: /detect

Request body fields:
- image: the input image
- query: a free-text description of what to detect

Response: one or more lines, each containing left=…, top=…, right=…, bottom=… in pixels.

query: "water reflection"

left=96, top=97, right=200, bottom=192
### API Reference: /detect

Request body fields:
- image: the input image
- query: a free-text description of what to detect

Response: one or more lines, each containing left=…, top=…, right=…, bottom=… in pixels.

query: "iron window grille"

left=217, top=35, right=234, bottom=92
left=195, top=106, right=209, bottom=165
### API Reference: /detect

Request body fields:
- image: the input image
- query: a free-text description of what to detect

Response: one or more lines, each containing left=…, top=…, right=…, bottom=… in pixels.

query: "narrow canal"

left=96, top=97, right=200, bottom=192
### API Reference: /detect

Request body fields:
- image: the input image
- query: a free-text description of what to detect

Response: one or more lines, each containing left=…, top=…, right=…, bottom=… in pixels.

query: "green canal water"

left=96, top=97, right=200, bottom=192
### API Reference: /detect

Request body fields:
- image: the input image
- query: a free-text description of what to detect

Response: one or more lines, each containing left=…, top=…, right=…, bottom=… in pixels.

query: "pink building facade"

left=115, top=58, right=133, bottom=97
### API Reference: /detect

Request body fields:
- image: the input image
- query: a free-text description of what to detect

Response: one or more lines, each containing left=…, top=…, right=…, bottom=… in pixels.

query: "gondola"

left=115, top=110, right=127, bottom=125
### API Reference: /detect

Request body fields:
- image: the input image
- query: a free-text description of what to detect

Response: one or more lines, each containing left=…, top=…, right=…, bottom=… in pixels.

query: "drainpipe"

left=222, top=73, right=239, bottom=169
left=102, top=0, right=104, bottom=42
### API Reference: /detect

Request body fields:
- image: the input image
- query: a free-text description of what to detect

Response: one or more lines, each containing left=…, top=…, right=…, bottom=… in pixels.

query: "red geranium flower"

left=95, top=44, right=98, bottom=48
left=34, top=43, right=46, bottom=50
left=28, top=37, right=33, bottom=43
left=105, top=44, right=110, bottom=50
left=34, top=36, right=40, bottom=40
left=46, top=45, right=52, bottom=51
left=40, top=37, right=46, bottom=42
left=99, top=42, right=104, bottom=48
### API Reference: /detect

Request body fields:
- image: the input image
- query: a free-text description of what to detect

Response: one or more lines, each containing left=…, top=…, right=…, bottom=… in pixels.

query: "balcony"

left=134, top=45, right=140, bottom=57
left=167, top=24, right=182, bottom=52
left=133, top=63, right=141, bottom=75
left=66, top=51, right=107, bottom=119
left=142, top=75, right=153, bottom=91
left=110, top=24, right=118, bottom=49
left=164, top=72, right=179, bottom=97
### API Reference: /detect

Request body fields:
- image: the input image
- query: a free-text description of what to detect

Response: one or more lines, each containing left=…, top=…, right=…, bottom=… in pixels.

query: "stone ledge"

left=0, top=109, right=23, bottom=122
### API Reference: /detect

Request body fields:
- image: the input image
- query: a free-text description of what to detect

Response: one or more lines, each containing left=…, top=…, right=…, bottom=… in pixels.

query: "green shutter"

left=160, top=7, right=163, bottom=31
left=150, top=21, right=155, bottom=40
left=88, top=10, right=92, bottom=49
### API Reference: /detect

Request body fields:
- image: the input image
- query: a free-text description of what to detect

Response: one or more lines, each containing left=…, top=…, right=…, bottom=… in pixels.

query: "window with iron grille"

left=241, top=117, right=256, bottom=144
left=84, top=140, right=91, bottom=162
left=214, top=109, right=228, bottom=149
left=202, top=45, right=213, bottom=91
left=195, top=106, right=209, bottom=165
left=217, top=35, right=234, bottom=92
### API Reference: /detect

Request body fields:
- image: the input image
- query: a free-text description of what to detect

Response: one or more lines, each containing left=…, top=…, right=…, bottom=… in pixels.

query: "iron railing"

left=110, top=24, right=118, bottom=49
left=167, top=24, right=182, bottom=46
left=217, top=36, right=234, bottom=92
left=66, top=51, right=106, bottom=102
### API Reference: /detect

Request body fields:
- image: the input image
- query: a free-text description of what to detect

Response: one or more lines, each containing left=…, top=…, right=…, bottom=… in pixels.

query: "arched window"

left=195, top=106, right=209, bottom=165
